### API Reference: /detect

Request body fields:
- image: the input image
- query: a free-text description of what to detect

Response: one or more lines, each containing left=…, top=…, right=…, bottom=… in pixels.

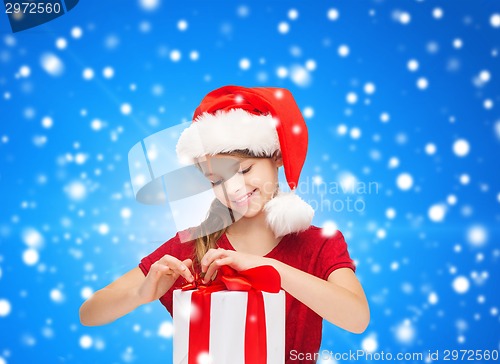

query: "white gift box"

left=173, top=289, right=285, bottom=364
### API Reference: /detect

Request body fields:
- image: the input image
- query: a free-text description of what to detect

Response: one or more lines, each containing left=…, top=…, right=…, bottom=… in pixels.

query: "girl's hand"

left=200, top=248, right=267, bottom=283
left=137, top=255, right=194, bottom=305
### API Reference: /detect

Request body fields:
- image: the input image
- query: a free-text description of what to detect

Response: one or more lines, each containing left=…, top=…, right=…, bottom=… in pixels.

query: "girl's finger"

left=200, top=248, right=220, bottom=273
left=156, top=266, right=173, bottom=276
left=202, top=259, right=220, bottom=284
left=150, top=262, right=173, bottom=278
left=174, top=263, right=194, bottom=282
left=182, top=258, right=193, bottom=269
left=159, top=255, right=185, bottom=269
left=201, top=249, right=234, bottom=282
left=151, top=261, right=170, bottom=271
left=214, top=256, right=232, bottom=267
left=205, top=257, right=233, bottom=282
left=159, top=255, right=194, bottom=282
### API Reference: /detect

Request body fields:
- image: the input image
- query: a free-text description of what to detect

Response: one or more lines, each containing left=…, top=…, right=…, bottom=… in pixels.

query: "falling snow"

left=424, top=143, right=436, bottom=155
left=55, top=37, right=67, bottom=49
left=40, top=53, right=64, bottom=76
left=1, top=2, right=498, bottom=363
left=453, top=276, right=470, bottom=294
left=22, top=248, right=39, bottom=266
left=396, top=173, right=413, bottom=191
left=453, top=139, right=470, bottom=157
left=327, top=8, right=339, bottom=21
left=338, top=44, right=350, bottom=57
left=394, top=320, right=416, bottom=344
left=380, top=112, right=390, bottom=123
left=239, top=58, right=251, bottom=70
left=139, top=0, right=160, bottom=11
left=417, top=77, right=429, bottom=90
left=71, top=26, right=83, bottom=39
left=466, top=225, right=488, bottom=247
left=120, top=103, right=132, bottom=115
left=428, top=203, right=447, bottom=222
left=278, top=22, right=290, bottom=34
left=157, top=321, right=174, bottom=338
left=0, top=299, right=12, bottom=317
left=321, top=221, right=338, bottom=237
left=170, top=50, right=181, bottom=62
left=177, top=20, right=188, bottom=32
left=79, top=335, right=93, bottom=349
left=102, top=67, right=114, bottom=79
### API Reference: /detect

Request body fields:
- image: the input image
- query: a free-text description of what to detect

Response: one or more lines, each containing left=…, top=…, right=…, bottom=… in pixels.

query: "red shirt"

left=138, top=225, right=355, bottom=363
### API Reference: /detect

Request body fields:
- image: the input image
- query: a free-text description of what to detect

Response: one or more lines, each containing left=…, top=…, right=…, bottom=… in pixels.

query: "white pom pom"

left=264, top=191, right=314, bottom=237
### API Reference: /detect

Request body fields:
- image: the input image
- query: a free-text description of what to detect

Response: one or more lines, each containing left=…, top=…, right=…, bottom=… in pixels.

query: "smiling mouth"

left=232, top=188, right=257, bottom=203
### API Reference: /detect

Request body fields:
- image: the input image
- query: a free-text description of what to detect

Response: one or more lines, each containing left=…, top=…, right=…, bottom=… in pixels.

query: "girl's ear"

left=273, top=152, right=283, bottom=168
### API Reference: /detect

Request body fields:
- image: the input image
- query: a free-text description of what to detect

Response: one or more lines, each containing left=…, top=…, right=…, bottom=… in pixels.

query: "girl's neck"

left=227, top=210, right=269, bottom=235
left=225, top=212, right=280, bottom=255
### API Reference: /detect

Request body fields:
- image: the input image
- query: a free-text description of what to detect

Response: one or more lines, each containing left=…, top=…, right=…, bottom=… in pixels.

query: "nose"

left=223, top=174, right=245, bottom=198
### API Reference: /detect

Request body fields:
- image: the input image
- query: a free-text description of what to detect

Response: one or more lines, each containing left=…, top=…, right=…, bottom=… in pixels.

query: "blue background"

left=0, top=0, right=499, bottom=363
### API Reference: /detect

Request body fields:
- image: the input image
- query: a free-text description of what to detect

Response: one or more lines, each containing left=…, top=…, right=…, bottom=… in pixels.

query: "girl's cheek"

left=247, top=175, right=264, bottom=186
left=258, top=180, right=275, bottom=195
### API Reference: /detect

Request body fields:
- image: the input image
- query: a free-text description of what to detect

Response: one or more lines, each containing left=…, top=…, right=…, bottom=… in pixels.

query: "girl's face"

left=198, top=154, right=282, bottom=218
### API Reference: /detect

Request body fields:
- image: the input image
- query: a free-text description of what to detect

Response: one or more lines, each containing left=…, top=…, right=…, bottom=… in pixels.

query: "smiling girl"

left=79, top=85, right=369, bottom=363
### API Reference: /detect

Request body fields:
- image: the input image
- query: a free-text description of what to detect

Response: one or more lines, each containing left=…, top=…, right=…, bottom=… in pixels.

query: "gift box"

left=173, top=266, right=285, bottom=364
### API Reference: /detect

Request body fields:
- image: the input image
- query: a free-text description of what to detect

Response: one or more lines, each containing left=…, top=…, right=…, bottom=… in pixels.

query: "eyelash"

left=240, top=166, right=252, bottom=174
left=210, top=166, right=252, bottom=186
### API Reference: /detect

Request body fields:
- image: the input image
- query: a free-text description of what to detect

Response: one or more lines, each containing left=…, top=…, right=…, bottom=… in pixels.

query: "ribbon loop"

left=181, top=265, right=281, bottom=293
left=180, top=265, right=282, bottom=364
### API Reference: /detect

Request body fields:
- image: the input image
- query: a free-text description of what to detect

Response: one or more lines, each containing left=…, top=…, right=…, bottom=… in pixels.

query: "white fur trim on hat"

left=176, top=109, right=280, bottom=162
left=264, top=191, right=314, bottom=238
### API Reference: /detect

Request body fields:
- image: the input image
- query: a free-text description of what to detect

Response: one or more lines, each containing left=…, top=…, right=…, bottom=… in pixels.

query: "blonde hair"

left=192, top=149, right=279, bottom=268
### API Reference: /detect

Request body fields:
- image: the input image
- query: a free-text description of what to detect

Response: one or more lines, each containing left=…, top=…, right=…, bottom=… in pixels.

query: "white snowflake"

left=139, top=0, right=160, bottom=11
left=79, top=335, right=93, bottom=349
left=278, top=22, right=289, bottom=34
left=338, top=44, right=349, bottom=57
left=71, top=26, right=83, bottom=39
left=327, top=8, right=339, bottom=21
left=452, top=276, right=470, bottom=294
left=40, top=53, right=64, bottom=77
left=428, top=204, right=446, bottom=222
left=452, top=139, right=470, bottom=157
left=177, top=19, right=188, bottom=31
left=396, top=173, right=413, bottom=190
left=170, top=50, right=181, bottom=62
left=239, top=58, right=251, bottom=70
left=0, top=299, right=12, bottom=317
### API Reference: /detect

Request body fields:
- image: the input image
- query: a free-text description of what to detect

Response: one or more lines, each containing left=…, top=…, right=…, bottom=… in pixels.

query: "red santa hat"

left=176, top=85, right=314, bottom=237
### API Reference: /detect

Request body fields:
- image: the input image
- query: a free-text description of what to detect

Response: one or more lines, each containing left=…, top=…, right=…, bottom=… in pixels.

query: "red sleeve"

left=317, top=230, right=356, bottom=281
left=138, top=233, right=180, bottom=276
left=138, top=233, right=199, bottom=315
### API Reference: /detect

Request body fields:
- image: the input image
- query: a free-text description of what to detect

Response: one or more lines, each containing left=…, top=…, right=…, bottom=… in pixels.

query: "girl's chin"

left=228, top=201, right=264, bottom=218
left=239, top=200, right=268, bottom=218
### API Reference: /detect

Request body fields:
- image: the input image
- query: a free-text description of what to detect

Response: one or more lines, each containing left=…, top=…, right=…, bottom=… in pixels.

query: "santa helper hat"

left=176, top=85, right=314, bottom=238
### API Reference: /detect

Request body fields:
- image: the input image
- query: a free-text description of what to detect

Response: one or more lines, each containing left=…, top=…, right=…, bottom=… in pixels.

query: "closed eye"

left=239, top=166, right=252, bottom=174
left=210, top=166, right=252, bottom=186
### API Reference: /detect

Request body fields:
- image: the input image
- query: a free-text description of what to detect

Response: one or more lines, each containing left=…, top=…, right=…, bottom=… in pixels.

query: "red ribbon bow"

left=180, top=265, right=281, bottom=363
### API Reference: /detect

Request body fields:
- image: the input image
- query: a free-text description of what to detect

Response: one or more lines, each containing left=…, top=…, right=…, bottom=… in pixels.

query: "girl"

left=79, top=85, right=370, bottom=363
